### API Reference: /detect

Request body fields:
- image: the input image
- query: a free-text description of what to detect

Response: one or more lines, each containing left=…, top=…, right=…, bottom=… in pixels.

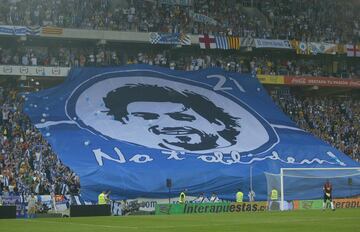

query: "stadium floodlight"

left=265, top=167, right=360, bottom=211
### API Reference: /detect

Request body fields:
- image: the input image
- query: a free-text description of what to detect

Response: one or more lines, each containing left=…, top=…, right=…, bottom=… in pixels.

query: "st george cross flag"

left=346, top=44, right=360, bottom=57
left=199, top=34, right=216, bottom=49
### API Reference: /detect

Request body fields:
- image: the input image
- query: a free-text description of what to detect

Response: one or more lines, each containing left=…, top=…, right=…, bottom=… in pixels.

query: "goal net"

left=265, top=167, right=360, bottom=211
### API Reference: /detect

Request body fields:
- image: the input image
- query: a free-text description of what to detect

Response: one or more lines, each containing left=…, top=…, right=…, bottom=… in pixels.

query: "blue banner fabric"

left=24, top=65, right=360, bottom=201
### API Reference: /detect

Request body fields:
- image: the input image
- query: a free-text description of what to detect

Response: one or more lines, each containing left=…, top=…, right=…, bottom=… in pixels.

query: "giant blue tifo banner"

left=23, top=65, right=360, bottom=202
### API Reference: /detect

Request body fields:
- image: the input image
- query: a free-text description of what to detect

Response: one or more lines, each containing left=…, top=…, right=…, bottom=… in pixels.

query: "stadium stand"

left=1, top=46, right=359, bottom=79
left=0, top=0, right=359, bottom=42
left=271, top=89, right=360, bottom=162
left=0, top=86, right=80, bottom=197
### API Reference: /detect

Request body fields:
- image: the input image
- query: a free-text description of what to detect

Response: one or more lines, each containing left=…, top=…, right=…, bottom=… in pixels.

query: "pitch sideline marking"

left=24, top=220, right=139, bottom=229
left=22, top=216, right=358, bottom=230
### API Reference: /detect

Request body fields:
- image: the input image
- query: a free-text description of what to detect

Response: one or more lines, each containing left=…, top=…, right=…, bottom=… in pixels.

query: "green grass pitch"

left=0, top=208, right=359, bottom=232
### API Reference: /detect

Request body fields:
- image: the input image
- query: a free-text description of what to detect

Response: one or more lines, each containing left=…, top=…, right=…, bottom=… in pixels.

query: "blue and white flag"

left=24, top=65, right=360, bottom=201
left=0, top=25, right=40, bottom=36
left=254, top=39, right=291, bottom=49
left=215, top=36, right=229, bottom=49
left=189, top=11, right=218, bottom=25
left=149, top=32, right=191, bottom=45
left=159, top=0, right=193, bottom=6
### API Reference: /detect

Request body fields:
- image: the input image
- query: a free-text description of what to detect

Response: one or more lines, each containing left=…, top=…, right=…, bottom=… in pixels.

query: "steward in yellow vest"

left=98, top=191, right=107, bottom=205
left=236, top=189, right=244, bottom=203
left=269, top=188, right=279, bottom=210
left=271, top=189, right=278, bottom=201
left=179, top=191, right=186, bottom=204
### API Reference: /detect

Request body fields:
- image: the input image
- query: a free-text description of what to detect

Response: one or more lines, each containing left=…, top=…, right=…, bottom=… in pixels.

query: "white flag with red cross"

left=346, top=44, right=360, bottom=57
left=198, top=34, right=217, bottom=49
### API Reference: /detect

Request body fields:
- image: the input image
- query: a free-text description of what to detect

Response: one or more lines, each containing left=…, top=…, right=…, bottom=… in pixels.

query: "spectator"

left=271, top=89, right=360, bottom=161
left=0, top=87, right=80, bottom=197
left=0, top=0, right=358, bottom=42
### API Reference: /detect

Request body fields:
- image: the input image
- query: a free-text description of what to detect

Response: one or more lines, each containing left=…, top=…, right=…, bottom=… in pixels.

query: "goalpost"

left=266, top=167, right=360, bottom=211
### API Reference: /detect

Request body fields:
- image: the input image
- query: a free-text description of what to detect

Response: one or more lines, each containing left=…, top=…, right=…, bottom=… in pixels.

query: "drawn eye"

left=167, top=112, right=196, bottom=122
left=131, top=112, right=159, bottom=120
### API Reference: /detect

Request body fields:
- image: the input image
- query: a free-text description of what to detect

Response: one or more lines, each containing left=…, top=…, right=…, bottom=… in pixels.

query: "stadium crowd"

left=0, top=0, right=359, bottom=42
left=272, top=91, right=360, bottom=162
left=0, top=86, right=80, bottom=197
left=0, top=45, right=359, bottom=79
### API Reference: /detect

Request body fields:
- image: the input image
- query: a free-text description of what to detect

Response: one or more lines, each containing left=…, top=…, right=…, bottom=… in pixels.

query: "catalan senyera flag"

left=291, top=40, right=311, bottom=55
left=336, top=44, right=346, bottom=54
left=41, top=26, right=63, bottom=35
left=290, top=39, right=301, bottom=54
left=227, top=36, right=240, bottom=49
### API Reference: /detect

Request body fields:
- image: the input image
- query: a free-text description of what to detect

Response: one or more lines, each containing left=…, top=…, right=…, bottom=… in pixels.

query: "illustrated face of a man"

left=121, top=101, right=231, bottom=151
left=73, top=76, right=273, bottom=154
